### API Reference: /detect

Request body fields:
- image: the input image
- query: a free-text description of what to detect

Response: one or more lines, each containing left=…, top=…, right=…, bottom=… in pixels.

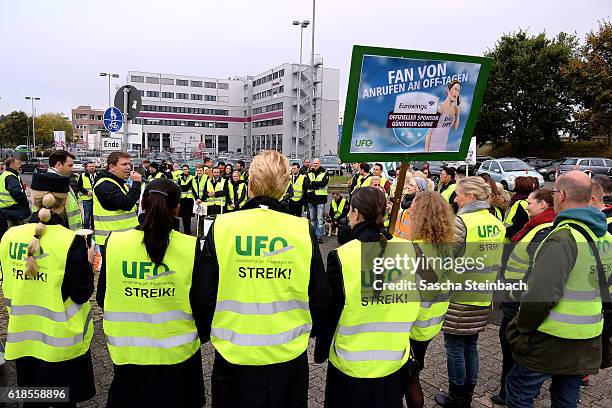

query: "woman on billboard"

left=424, top=80, right=461, bottom=152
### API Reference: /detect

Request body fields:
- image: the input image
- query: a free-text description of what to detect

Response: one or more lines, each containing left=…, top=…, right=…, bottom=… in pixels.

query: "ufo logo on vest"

left=235, top=235, right=294, bottom=257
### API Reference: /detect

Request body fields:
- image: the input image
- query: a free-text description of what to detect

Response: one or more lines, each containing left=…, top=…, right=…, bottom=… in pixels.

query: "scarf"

left=511, top=207, right=556, bottom=242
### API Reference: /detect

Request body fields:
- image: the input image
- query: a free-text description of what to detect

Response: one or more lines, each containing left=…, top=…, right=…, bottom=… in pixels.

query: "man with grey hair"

left=506, top=171, right=612, bottom=408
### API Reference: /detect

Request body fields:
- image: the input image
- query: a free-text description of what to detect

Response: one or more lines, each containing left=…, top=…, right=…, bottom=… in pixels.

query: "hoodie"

left=507, top=205, right=609, bottom=375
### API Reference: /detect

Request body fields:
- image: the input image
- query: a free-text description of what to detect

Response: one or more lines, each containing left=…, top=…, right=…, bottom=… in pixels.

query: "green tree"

left=475, top=30, right=578, bottom=148
left=0, top=111, right=30, bottom=147
left=564, top=20, right=612, bottom=143
left=34, top=113, right=73, bottom=147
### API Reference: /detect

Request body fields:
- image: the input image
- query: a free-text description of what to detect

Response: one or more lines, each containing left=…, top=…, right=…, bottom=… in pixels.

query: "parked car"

left=536, top=158, right=566, bottom=181
left=476, top=157, right=544, bottom=191
left=558, top=157, right=612, bottom=176
left=20, top=158, right=49, bottom=173
left=320, top=155, right=343, bottom=175
left=525, top=158, right=554, bottom=169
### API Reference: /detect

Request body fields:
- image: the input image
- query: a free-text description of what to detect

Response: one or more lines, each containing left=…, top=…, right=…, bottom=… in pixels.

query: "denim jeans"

left=505, top=363, right=581, bottom=408
left=308, top=203, right=325, bottom=238
left=443, top=332, right=479, bottom=385
left=82, top=199, right=94, bottom=230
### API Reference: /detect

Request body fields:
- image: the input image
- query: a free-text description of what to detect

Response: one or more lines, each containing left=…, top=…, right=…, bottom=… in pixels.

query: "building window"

left=146, top=91, right=159, bottom=97
left=244, top=84, right=249, bottom=91
left=204, top=82, right=216, bottom=88
left=252, top=118, right=283, bottom=128
left=176, top=79, right=189, bottom=86
left=191, top=94, right=203, bottom=101
left=146, top=77, right=160, bottom=84
left=75, top=114, right=87, bottom=120
left=130, top=75, right=144, bottom=83
left=218, top=135, right=228, bottom=152
left=279, top=69, right=284, bottom=77
left=161, top=77, right=174, bottom=85
left=204, top=95, right=217, bottom=102
left=191, top=80, right=202, bottom=87
left=161, top=92, right=174, bottom=99
left=138, top=90, right=145, bottom=97
left=215, top=122, right=228, bottom=128
left=176, top=93, right=188, bottom=99
left=218, top=82, right=229, bottom=90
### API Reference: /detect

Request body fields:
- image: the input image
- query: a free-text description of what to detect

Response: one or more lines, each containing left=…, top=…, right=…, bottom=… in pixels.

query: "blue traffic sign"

left=104, top=107, right=123, bottom=132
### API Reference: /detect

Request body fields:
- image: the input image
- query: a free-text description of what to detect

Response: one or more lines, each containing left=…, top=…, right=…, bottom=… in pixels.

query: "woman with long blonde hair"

left=0, top=172, right=96, bottom=405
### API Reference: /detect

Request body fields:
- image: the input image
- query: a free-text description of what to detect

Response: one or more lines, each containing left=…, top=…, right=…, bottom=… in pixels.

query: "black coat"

left=0, top=168, right=31, bottom=220
left=305, top=167, right=329, bottom=205
left=93, top=170, right=141, bottom=212
left=5, top=212, right=95, bottom=404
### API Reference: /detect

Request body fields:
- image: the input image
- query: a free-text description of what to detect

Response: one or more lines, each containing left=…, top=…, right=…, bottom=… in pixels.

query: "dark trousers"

left=212, top=351, right=308, bottom=408
left=208, top=205, right=222, bottom=216
left=499, top=303, right=519, bottom=398
left=444, top=332, right=479, bottom=385
left=505, top=363, right=581, bottom=408
left=82, top=199, right=93, bottom=230
left=288, top=199, right=304, bottom=217
left=181, top=215, right=192, bottom=235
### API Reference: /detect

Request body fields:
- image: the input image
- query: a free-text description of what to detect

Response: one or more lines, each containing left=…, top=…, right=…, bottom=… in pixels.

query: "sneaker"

left=580, top=375, right=589, bottom=387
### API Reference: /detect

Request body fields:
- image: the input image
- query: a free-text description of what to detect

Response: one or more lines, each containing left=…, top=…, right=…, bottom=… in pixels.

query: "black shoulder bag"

left=568, top=223, right=612, bottom=369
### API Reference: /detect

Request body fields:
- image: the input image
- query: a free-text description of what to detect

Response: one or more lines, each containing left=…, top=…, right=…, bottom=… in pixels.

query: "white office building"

left=128, top=61, right=339, bottom=158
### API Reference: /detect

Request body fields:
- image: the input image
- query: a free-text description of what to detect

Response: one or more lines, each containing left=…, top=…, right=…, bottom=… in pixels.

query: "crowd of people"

left=0, top=150, right=610, bottom=408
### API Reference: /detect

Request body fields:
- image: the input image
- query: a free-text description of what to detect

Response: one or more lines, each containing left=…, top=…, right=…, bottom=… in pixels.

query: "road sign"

left=104, top=107, right=123, bottom=132
left=114, top=85, right=142, bottom=120
left=170, top=132, right=202, bottom=148
left=100, top=137, right=122, bottom=151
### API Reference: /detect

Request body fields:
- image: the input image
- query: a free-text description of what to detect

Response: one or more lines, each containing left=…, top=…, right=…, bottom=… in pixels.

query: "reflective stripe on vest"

left=79, top=174, right=93, bottom=201
left=92, top=177, right=138, bottom=245
left=66, top=190, right=82, bottom=231
left=504, top=222, right=553, bottom=280
left=308, top=171, right=328, bottom=196
left=393, top=209, right=412, bottom=239
left=211, top=208, right=313, bottom=365
left=329, top=238, right=420, bottom=378
left=207, top=178, right=226, bottom=207
left=331, top=197, right=347, bottom=219
left=451, top=209, right=505, bottom=306
left=103, top=229, right=200, bottom=365
left=536, top=220, right=612, bottom=339
left=291, top=174, right=305, bottom=201
left=193, top=175, right=208, bottom=199
left=0, top=224, right=93, bottom=362
left=0, top=172, right=20, bottom=208
left=179, top=175, right=195, bottom=200
left=356, top=174, right=372, bottom=189
left=227, top=182, right=246, bottom=210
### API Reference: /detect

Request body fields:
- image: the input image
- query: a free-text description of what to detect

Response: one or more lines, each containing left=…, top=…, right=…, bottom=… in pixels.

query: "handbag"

left=568, top=223, right=612, bottom=369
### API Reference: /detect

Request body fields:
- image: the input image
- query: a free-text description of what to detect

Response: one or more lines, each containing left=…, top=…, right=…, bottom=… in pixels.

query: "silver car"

left=476, top=158, right=544, bottom=191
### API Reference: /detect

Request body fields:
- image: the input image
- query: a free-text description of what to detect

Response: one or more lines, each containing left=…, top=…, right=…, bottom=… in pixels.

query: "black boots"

left=435, top=381, right=465, bottom=408
left=435, top=382, right=477, bottom=408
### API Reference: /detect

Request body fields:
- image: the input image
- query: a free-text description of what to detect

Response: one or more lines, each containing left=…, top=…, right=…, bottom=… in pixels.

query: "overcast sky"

left=0, top=0, right=609, bottom=118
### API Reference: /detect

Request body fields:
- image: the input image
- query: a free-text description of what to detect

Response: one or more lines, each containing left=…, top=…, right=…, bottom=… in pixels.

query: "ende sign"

left=101, top=137, right=122, bottom=151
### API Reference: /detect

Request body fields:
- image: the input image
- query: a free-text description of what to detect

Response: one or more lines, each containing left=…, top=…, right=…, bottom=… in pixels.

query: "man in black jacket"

left=0, top=158, right=31, bottom=239
left=306, top=158, right=329, bottom=244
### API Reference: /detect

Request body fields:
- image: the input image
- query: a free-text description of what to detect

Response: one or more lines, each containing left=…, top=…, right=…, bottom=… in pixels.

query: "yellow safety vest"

left=536, top=220, right=612, bottom=339
left=0, top=224, right=93, bottom=362
left=503, top=199, right=528, bottom=229
left=291, top=174, right=305, bottom=202
left=356, top=174, right=372, bottom=189
left=227, top=182, right=247, bottom=210
left=331, top=197, right=347, bottom=219
left=66, top=190, right=82, bottom=231
left=172, top=170, right=182, bottom=181
left=493, top=207, right=503, bottom=221
left=329, top=237, right=420, bottom=378
left=103, top=229, right=200, bottom=365
left=211, top=208, right=312, bottom=365
left=0, top=171, right=20, bottom=208
left=179, top=175, right=195, bottom=200
left=147, top=172, right=164, bottom=182
left=79, top=173, right=93, bottom=201
left=440, top=183, right=456, bottom=203
left=192, top=175, right=208, bottom=199
left=307, top=171, right=328, bottom=196
left=93, top=177, right=138, bottom=245
left=206, top=178, right=226, bottom=207
left=451, top=209, right=506, bottom=306
left=504, top=222, right=553, bottom=281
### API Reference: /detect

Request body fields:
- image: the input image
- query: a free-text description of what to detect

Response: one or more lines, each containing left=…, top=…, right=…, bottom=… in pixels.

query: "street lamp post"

left=25, top=96, right=40, bottom=156
left=292, top=19, right=310, bottom=159
left=99, top=72, right=120, bottom=107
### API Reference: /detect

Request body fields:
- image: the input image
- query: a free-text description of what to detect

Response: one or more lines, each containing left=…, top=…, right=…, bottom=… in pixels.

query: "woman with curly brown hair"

left=480, top=174, right=509, bottom=220
left=403, top=192, right=456, bottom=408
